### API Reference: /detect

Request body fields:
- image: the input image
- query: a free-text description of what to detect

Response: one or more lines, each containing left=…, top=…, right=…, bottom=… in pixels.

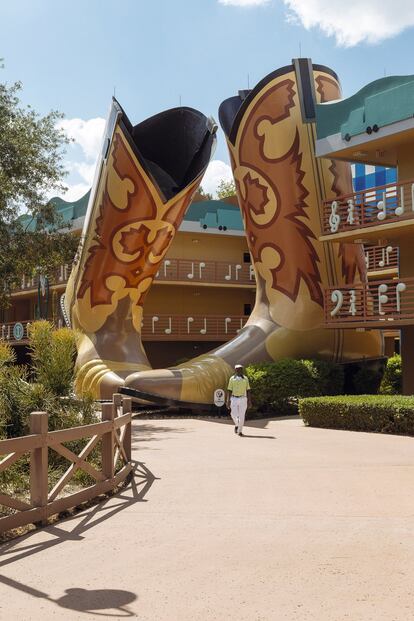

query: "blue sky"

left=2, top=0, right=414, bottom=198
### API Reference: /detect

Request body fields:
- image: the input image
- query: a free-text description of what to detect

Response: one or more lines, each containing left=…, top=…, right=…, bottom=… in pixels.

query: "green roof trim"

left=316, top=75, right=414, bottom=140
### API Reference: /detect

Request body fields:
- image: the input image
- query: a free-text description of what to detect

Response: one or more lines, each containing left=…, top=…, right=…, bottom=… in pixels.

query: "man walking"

left=226, top=364, right=252, bottom=436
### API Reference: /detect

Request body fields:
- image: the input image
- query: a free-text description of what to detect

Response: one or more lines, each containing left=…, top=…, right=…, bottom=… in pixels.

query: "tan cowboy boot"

left=122, top=60, right=382, bottom=406
left=63, top=99, right=216, bottom=399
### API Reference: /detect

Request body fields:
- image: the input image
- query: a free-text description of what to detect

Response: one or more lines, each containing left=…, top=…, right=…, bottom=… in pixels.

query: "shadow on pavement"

left=0, top=460, right=158, bottom=615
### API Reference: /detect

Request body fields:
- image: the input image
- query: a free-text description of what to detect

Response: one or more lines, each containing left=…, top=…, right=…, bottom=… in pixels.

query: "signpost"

left=214, top=388, right=226, bottom=417
left=13, top=322, right=24, bottom=341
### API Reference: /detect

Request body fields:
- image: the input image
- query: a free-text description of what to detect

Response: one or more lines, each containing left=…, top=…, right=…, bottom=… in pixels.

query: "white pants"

left=230, top=396, right=247, bottom=433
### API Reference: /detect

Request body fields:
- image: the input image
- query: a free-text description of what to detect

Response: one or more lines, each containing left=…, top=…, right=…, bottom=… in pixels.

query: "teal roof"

left=19, top=191, right=91, bottom=232
left=18, top=192, right=243, bottom=232
left=316, top=75, right=414, bottom=141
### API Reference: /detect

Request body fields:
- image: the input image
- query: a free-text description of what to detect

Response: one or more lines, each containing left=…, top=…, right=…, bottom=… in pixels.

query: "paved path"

left=1, top=417, right=414, bottom=620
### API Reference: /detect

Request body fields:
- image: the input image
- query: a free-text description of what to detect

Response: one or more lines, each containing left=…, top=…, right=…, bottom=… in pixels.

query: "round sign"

left=214, top=388, right=226, bottom=408
left=13, top=322, right=24, bottom=341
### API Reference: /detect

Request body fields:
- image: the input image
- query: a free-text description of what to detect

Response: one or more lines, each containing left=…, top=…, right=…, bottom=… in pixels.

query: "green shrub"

left=28, top=321, right=77, bottom=396
left=380, top=355, right=402, bottom=395
left=246, top=358, right=344, bottom=415
left=299, top=394, right=414, bottom=435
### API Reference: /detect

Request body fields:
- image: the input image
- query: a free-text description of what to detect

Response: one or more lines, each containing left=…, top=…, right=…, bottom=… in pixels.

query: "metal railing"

left=364, top=245, right=399, bottom=273
left=322, top=179, right=414, bottom=235
left=0, top=394, right=132, bottom=534
left=12, top=258, right=256, bottom=295
left=0, top=314, right=250, bottom=344
left=324, top=276, right=414, bottom=327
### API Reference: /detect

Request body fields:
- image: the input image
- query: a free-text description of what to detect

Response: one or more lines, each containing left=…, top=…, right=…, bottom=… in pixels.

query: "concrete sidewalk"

left=1, top=416, right=414, bottom=620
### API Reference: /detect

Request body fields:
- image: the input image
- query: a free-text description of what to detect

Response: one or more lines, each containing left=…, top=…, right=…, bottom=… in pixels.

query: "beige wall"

left=166, top=231, right=249, bottom=263
left=144, top=285, right=255, bottom=316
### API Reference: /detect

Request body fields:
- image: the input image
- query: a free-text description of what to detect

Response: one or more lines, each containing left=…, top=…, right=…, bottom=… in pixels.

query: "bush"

left=299, top=394, right=414, bottom=435
left=246, top=358, right=344, bottom=415
left=380, top=355, right=402, bottom=395
left=28, top=321, right=77, bottom=396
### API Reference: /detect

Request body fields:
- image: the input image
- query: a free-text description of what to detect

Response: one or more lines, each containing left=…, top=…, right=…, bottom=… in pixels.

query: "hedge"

left=299, top=395, right=414, bottom=435
left=380, top=354, right=402, bottom=395
left=246, top=359, right=344, bottom=415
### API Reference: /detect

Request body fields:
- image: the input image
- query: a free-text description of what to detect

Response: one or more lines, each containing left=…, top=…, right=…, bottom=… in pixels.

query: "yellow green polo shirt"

left=227, top=374, right=250, bottom=397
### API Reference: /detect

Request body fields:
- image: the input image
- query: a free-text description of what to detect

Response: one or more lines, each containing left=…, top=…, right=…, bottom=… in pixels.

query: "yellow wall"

left=166, top=231, right=249, bottom=263
left=144, top=285, right=255, bottom=316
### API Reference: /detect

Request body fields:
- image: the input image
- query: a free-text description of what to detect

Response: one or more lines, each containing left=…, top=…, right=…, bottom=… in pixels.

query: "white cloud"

left=201, top=160, right=233, bottom=197
left=219, top=0, right=270, bottom=5
left=61, top=182, right=90, bottom=203
left=283, top=0, right=414, bottom=46
left=58, top=117, right=106, bottom=160
left=56, top=117, right=105, bottom=202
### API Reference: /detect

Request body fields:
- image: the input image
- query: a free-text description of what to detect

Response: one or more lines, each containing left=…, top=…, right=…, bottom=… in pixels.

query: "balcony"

left=0, top=314, right=249, bottom=345
left=324, top=276, right=414, bottom=329
left=11, top=259, right=256, bottom=296
left=364, top=245, right=399, bottom=276
left=321, top=179, right=414, bottom=242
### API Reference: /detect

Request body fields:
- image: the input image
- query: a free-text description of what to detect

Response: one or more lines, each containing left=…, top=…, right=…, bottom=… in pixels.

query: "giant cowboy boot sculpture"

left=122, top=60, right=383, bottom=406
left=63, top=99, right=216, bottom=399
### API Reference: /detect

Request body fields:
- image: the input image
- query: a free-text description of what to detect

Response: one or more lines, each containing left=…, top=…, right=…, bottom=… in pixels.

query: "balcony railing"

left=324, top=276, right=414, bottom=328
left=12, top=259, right=256, bottom=294
left=364, top=245, right=399, bottom=274
left=322, top=179, right=414, bottom=236
left=0, top=314, right=249, bottom=344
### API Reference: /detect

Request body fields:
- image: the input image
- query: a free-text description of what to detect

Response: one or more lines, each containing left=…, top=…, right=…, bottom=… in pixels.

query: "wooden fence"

left=0, top=394, right=133, bottom=534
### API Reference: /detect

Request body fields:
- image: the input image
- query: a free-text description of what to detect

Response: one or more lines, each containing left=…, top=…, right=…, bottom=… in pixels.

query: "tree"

left=216, top=179, right=236, bottom=199
left=0, top=62, right=77, bottom=309
left=198, top=186, right=213, bottom=200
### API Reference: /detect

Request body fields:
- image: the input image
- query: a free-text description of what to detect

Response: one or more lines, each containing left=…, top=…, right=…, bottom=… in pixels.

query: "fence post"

left=113, top=393, right=122, bottom=417
left=30, top=412, right=49, bottom=526
left=122, top=397, right=132, bottom=462
left=101, top=402, right=115, bottom=480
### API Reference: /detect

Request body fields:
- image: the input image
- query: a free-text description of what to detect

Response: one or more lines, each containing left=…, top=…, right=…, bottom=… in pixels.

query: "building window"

left=243, top=252, right=251, bottom=263
left=244, top=304, right=252, bottom=316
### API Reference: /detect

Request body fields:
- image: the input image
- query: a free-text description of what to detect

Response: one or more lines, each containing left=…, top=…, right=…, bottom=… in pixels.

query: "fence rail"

left=364, top=245, right=399, bottom=274
left=0, top=314, right=250, bottom=344
left=324, top=276, right=414, bottom=328
left=322, top=178, right=414, bottom=235
left=12, top=258, right=256, bottom=295
left=0, top=394, right=132, bottom=534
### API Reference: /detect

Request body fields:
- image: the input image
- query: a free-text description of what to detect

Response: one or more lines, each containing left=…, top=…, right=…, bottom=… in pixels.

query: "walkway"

left=1, top=417, right=414, bottom=620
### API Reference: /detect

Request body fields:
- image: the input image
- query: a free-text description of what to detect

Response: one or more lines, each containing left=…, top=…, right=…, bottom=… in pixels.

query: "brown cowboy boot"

left=122, top=60, right=382, bottom=406
left=63, top=99, right=216, bottom=399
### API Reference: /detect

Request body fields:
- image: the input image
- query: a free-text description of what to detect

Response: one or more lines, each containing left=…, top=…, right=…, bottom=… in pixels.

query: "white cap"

left=234, top=364, right=243, bottom=369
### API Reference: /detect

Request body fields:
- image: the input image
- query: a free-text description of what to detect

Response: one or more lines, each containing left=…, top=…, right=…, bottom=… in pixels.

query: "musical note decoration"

left=164, top=260, right=171, bottom=278
left=396, top=282, right=407, bottom=312
left=329, top=201, right=340, bottom=233
left=365, top=253, right=370, bottom=270
left=377, top=192, right=386, bottom=221
left=164, top=317, right=172, bottom=334
left=249, top=265, right=255, bottom=280
left=236, top=318, right=244, bottom=334
left=346, top=199, right=355, bottom=225
left=235, top=264, right=241, bottom=281
left=200, top=318, right=207, bottom=335
left=199, top=262, right=205, bottom=279
left=330, top=290, right=344, bottom=317
left=348, top=290, right=357, bottom=316
left=152, top=316, right=159, bottom=333
left=187, top=263, right=194, bottom=279
left=378, top=246, right=393, bottom=268
left=187, top=317, right=194, bottom=333
left=378, top=283, right=388, bottom=315
left=224, top=317, right=231, bottom=334
left=224, top=265, right=232, bottom=281
left=395, top=186, right=404, bottom=216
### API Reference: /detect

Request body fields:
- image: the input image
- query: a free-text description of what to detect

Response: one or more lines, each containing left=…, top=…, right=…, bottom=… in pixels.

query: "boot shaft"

left=219, top=61, right=365, bottom=331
